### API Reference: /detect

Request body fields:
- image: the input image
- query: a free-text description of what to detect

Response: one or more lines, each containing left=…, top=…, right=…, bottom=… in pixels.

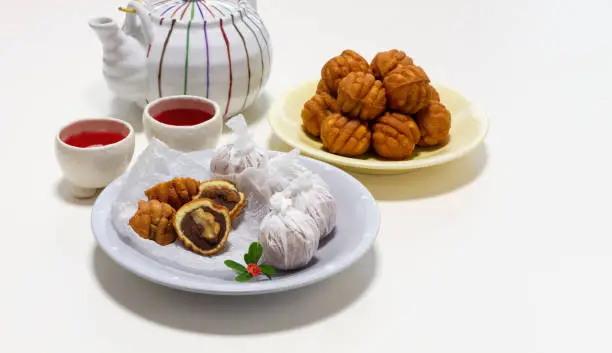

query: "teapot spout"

left=89, top=17, right=125, bottom=49
left=89, top=17, right=147, bottom=106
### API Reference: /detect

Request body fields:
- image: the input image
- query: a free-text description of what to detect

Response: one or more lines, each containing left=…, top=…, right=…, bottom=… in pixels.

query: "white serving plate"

left=91, top=151, right=380, bottom=295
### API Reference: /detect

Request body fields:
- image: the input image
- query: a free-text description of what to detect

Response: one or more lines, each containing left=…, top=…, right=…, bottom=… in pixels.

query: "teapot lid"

left=150, top=0, right=245, bottom=22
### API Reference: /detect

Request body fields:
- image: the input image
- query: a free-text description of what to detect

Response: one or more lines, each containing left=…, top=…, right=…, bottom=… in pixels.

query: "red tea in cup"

left=60, top=119, right=130, bottom=148
left=64, top=131, right=126, bottom=148
left=153, top=108, right=214, bottom=126
left=55, top=117, right=135, bottom=197
left=143, top=95, right=222, bottom=152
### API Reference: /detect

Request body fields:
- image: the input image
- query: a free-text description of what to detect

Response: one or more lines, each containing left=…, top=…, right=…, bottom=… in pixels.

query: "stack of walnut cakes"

left=301, top=49, right=451, bottom=160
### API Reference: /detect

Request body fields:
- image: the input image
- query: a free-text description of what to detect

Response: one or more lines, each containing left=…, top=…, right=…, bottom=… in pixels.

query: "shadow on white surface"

left=232, top=91, right=272, bottom=128
left=109, top=97, right=144, bottom=133
left=84, top=81, right=145, bottom=133
left=352, top=145, right=489, bottom=200
left=54, top=178, right=100, bottom=206
left=92, top=245, right=378, bottom=335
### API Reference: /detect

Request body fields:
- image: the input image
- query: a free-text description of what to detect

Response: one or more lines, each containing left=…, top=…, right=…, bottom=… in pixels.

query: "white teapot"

left=89, top=0, right=270, bottom=118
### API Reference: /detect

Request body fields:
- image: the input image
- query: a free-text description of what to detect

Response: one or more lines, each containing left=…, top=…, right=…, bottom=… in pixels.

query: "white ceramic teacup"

left=143, top=95, right=223, bottom=152
left=55, top=117, right=135, bottom=198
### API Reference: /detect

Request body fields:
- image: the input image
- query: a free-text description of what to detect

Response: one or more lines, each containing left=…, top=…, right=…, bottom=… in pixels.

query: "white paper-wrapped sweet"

left=283, top=170, right=336, bottom=239
left=210, top=115, right=266, bottom=182
left=236, top=148, right=313, bottom=201
left=266, top=149, right=309, bottom=193
left=259, top=193, right=320, bottom=270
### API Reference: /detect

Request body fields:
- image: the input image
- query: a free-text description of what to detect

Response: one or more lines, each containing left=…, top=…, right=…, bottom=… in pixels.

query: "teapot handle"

left=127, top=0, right=154, bottom=44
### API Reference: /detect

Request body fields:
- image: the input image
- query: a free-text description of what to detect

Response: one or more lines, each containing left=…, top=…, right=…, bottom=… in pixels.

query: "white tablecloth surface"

left=2, top=0, right=611, bottom=352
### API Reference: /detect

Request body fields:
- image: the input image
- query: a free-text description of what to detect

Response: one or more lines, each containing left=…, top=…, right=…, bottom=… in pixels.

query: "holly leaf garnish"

left=224, top=260, right=247, bottom=273
left=235, top=272, right=253, bottom=282
left=245, top=242, right=263, bottom=264
left=226, top=242, right=276, bottom=282
left=259, top=265, right=276, bottom=279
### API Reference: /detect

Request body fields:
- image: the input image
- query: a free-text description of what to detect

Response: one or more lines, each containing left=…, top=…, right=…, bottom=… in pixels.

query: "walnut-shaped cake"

left=337, top=72, right=386, bottom=120
left=321, top=50, right=370, bottom=96
left=301, top=93, right=340, bottom=137
left=415, top=101, right=451, bottom=146
left=383, top=65, right=432, bottom=114
left=194, top=180, right=246, bottom=220
left=173, top=199, right=232, bottom=256
left=320, top=113, right=371, bottom=157
left=129, top=200, right=177, bottom=245
left=144, top=177, right=200, bottom=209
left=316, top=79, right=331, bottom=95
left=372, top=112, right=421, bottom=160
left=370, top=49, right=414, bottom=79
left=428, top=85, right=440, bottom=102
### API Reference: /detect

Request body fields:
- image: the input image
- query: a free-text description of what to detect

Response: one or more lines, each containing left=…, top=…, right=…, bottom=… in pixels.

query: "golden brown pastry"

left=316, top=79, right=331, bottom=95
left=144, top=177, right=200, bottom=209
left=129, top=200, right=177, bottom=245
left=383, top=65, right=432, bottom=114
left=173, top=199, right=231, bottom=256
left=320, top=113, right=371, bottom=157
left=337, top=72, right=386, bottom=120
left=321, top=50, right=370, bottom=96
left=372, top=113, right=421, bottom=160
left=370, top=49, right=414, bottom=79
left=194, top=179, right=246, bottom=220
left=415, top=101, right=451, bottom=146
left=427, top=85, right=440, bottom=102
left=301, top=93, right=340, bottom=137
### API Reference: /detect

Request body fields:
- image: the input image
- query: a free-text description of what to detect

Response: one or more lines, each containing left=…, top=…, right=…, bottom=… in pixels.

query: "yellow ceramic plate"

left=268, top=80, right=489, bottom=174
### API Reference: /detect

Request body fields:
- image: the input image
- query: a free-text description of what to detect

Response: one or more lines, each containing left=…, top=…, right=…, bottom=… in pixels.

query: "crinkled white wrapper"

left=265, top=149, right=310, bottom=193
left=284, top=172, right=337, bottom=239
left=210, top=115, right=267, bottom=183
left=236, top=149, right=322, bottom=201
left=258, top=194, right=320, bottom=270
left=110, top=139, right=270, bottom=274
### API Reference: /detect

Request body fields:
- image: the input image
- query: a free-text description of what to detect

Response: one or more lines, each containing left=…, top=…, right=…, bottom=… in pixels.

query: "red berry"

left=247, top=263, right=261, bottom=276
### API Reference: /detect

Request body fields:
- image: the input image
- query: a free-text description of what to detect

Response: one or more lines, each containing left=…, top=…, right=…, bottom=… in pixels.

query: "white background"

left=1, top=0, right=612, bottom=352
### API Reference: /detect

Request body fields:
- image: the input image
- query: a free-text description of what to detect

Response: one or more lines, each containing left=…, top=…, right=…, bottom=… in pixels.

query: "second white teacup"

left=143, top=95, right=223, bottom=152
